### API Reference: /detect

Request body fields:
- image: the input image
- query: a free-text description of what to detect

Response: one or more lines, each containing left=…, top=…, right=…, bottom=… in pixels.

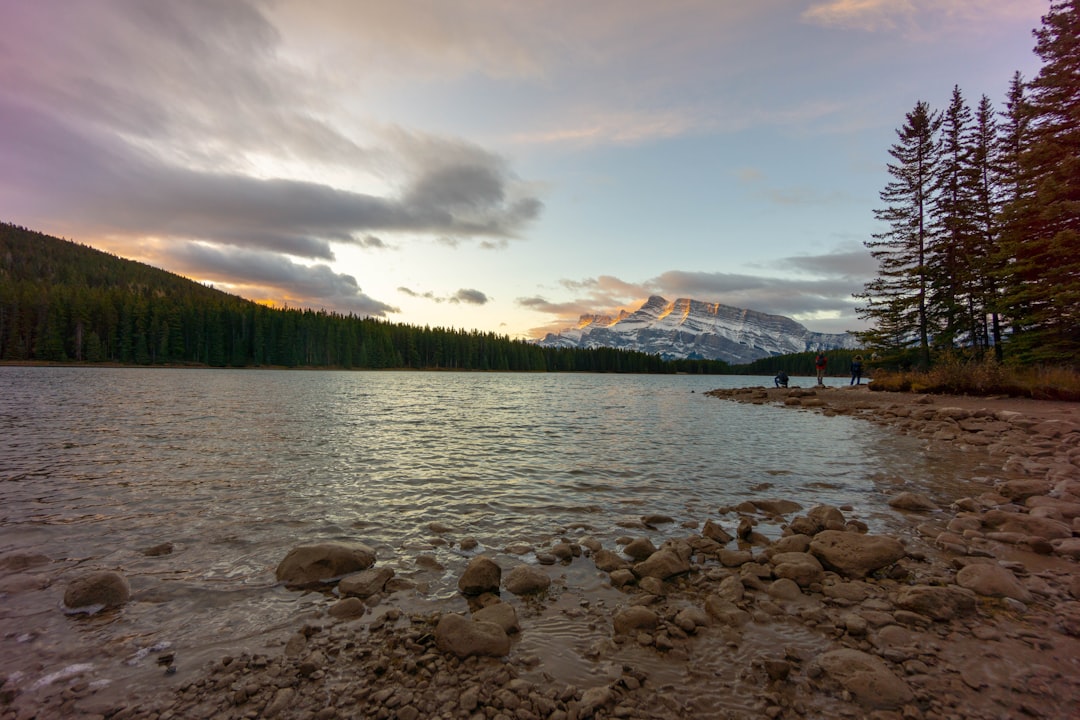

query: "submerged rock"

left=63, top=571, right=130, bottom=610
left=275, top=542, right=376, bottom=587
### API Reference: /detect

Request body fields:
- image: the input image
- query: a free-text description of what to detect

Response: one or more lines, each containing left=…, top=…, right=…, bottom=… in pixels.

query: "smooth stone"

left=434, top=614, right=510, bottom=658
left=458, top=556, right=502, bottom=595
left=275, top=542, right=376, bottom=587
left=64, top=571, right=130, bottom=610
left=503, top=564, right=551, bottom=596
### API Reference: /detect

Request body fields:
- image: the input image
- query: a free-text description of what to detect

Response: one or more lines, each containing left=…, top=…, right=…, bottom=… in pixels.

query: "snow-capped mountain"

left=536, top=296, right=860, bottom=364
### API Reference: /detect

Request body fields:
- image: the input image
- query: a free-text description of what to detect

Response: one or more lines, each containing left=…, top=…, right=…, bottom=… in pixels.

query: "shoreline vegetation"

left=6, top=385, right=1078, bottom=719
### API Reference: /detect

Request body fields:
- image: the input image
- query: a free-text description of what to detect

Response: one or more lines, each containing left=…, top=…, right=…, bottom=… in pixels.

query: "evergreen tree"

left=929, top=86, right=977, bottom=350
left=970, top=94, right=1005, bottom=359
left=856, top=101, right=942, bottom=368
left=998, top=1, right=1080, bottom=364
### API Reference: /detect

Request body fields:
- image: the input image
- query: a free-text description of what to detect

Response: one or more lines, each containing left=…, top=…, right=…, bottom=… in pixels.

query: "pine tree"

left=856, top=100, right=942, bottom=368
left=998, top=1, right=1080, bottom=364
left=929, top=86, right=977, bottom=350
left=970, top=94, right=1005, bottom=359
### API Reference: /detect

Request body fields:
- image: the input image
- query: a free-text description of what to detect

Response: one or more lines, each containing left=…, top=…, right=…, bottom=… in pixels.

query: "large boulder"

left=458, top=556, right=501, bottom=595
left=435, top=614, right=510, bottom=658
left=816, top=649, right=913, bottom=709
left=275, top=542, right=376, bottom=587
left=809, top=531, right=906, bottom=578
left=503, top=565, right=551, bottom=596
left=64, top=571, right=130, bottom=610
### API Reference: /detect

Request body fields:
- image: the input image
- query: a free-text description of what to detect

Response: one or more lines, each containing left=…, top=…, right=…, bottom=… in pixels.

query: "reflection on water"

left=0, top=367, right=975, bottom=700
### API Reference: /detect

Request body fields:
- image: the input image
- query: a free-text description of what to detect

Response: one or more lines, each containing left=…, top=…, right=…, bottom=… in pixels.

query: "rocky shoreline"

left=4, top=385, right=1079, bottom=719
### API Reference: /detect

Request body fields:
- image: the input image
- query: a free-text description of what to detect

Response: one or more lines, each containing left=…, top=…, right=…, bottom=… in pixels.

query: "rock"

left=641, top=514, right=675, bottom=526
left=1052, top=537, right=1080, bottom=560
left=771, top=534, right=812, bottom=554
left=633, top=548, right=690, bottom=580
left=458, top=556, right=501, bottom=595
left=473, top=602, right=520, bottom=634
left=613, top=606, right=658, bottom=634
left=674, top=607, right=710, bottom=633
left=981, top=509, right=1072, bottom=540
left=770, top=551, right=825, bottom=587
left=767, top=578, right=803, bottom=600
left=275, top=542, right=376, bottom=587
left=718, top=549, right=754, bottom=567
left=955, top=563, right=1033, bottom=602
left=887, top=492, right=937, bottom=512
left=704, top=596, right=750, bottom=625
left=142, top=542, right=174, bottom=557
left=716, top=574, right=745, bottom=603
left=623, top=537, right=657, bottom=560
left=550, top=542, right=576, bottom=561
left=816, top=648, right=913, bottom=709
left=702, top=519, right=734, bottom=544
left=339, top=566, right=394, bottom=598
left=752, top=498, right=802, bottom=515
left=809, top=531, right=906, bottom=578
left=434, top=614, right=510, bottom=659
left=609, top=568, right=635, bottom=587
left=327, top=597, right=367, bottom=619
left=807, top=505, right=847, bottom=531
left=263, top=688, right=295, bottom=718
left=579, top=686, right=615, bottom=717
left=503, top=564, right=551, bottom=596
left=593, top=549, right=628, bottom=572
left=63, top=571, right=130, bottom=610
left=0, top=552, right=50, bottom=572
left=894, top=585, right=976, bottom=621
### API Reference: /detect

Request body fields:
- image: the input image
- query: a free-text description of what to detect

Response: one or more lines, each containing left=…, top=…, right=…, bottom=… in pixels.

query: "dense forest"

left=0, top=223, right=734, bottom=374
left=856, top=0, right=1079, bottom=369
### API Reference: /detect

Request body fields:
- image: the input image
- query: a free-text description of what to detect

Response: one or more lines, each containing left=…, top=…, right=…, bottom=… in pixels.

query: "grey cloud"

left=449, top=289, right=490, bottom=305
left=1, top=95, right=542, bottom=257
left=165, top=243, right=398, bottom=317
left=776, top=248, right=878, bottom=279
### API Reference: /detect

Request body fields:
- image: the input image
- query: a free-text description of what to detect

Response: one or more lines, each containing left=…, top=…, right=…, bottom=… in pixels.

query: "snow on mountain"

left=536, top=295, right=860, bottom=364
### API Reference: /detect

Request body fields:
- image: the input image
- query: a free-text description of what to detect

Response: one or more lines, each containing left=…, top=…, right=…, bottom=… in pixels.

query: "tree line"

left=0, top=223, right=736, bottom=374
left=856, top=0, right=1079, bottom=369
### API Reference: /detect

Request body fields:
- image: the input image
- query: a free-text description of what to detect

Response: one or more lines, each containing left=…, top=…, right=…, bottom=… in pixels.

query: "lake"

left=0, top=367, right=973, bottom=704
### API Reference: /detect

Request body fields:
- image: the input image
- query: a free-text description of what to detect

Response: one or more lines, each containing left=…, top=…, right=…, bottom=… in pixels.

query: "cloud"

left=398, top=287, right=491, bottom=305
left=449, top=289, right=490, bottom=305
left=164, top=243, right=398, bottom=317
left=801, top=0, right=916, bottom=32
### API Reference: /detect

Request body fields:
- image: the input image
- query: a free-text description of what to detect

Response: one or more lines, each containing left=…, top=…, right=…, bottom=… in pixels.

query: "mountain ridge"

left=537, top=295, right=859, bottom=364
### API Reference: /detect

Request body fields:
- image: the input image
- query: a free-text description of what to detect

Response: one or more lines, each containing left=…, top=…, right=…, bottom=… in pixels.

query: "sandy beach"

left=3, top=384, right=1079, bottom=720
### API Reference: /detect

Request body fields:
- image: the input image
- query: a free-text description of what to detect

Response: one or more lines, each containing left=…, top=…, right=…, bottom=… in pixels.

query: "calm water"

left=0, top=367, right=972, bottom=703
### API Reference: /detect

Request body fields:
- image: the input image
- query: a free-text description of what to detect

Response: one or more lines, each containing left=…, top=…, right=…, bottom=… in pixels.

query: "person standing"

left=850, top=355, right=863, bottom=385
left=815, top=352, right=827, bottom=386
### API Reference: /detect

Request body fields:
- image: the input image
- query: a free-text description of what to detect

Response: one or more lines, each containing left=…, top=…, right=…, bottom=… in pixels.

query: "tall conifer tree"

left=998, top=0, right=1080, bottom=364
left=856, top=101, right=942, bottom=368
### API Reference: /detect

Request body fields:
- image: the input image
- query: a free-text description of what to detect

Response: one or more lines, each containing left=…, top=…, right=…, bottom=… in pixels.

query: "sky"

left=0, top=0, right=1049, bottom=338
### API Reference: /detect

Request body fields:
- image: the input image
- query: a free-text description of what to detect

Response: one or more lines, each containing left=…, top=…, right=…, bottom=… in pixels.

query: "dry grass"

left=869, top=358, right=1080, bottom=401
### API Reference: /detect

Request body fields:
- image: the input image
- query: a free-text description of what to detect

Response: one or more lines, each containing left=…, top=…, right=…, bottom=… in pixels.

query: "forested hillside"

left=0, top=223, right=730, bottom=373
